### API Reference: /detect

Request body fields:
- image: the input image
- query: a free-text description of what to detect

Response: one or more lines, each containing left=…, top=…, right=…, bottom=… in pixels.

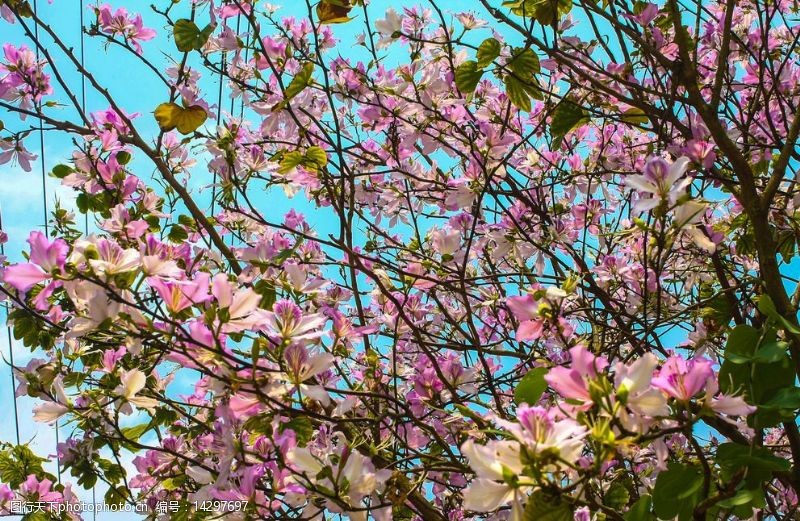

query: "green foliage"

left=121, top=423, right=151, bottom=442
left=253, top=280, right=277, bottom=309
left=508, top=48, right=540, bottom=77
left=154, top=102, right=208, bottom=135
left=0, top=444, right=48, bottom=488
left=455, top=60, right=484, bottom=94
left=276, top=146, right=328, bottom=174
left=503, top=0, right=573, bottom=25
left=716, top=442, right=787, bottom=512
left=523, top=490, right=573, bottom=521
left=9, top=308, right=55, bottom=351
left=624, top=495, right=654, bottom=521
left=317, top=0, right=354, bottom=24
left=168, top=223, right=189, bottom=243
left=173, top=19, right=214, bottom=52
left=757, top=295, right=800, bottom=334
left=604, top=478, right=632, bottom=510
left=652, top=463, right=703, bottom=520
left=52, top=163, right=73, bottom=178
left=279, top=416, right=314, bottom=446
left=550, top=98, right=589, bottom=146
left=504, top=47, right=541, bottom=111
left=505, top=75, right=537, bottom=112
left=476, top=38, right=501, bottom=68
left=514, top=366, right=548, bottom=405
left=718, top=324, right=795, bottom=428
left=274, top=62, right=315, bottom=110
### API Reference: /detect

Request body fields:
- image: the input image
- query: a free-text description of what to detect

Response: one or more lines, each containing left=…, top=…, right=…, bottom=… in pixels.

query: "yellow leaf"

left=317, top=0, right=352, bottom=24
left=621, top=107, right=650, bottom=126
left=153, top=103, right=208, bottom=135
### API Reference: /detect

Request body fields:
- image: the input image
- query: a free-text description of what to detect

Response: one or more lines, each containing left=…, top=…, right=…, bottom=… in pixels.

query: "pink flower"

left=256, top=299, right=327, bottom=342
left=506, top=294, right=545, bottom=341
left=0, top=138, right=37, bottom=172
left=96, top=4, right=156, bottom=54
left=545, top=345, right=608, bottom=403
left=652, top=355, right=713, bottom=401
left=704, top=379, right=756, bottom=417
left=19, top=474, right=62, bottom=503
left=495, top=405, right=587, bottom=463
left=3, top=231, right=68, bottom=292
left=1, top=44, right=52, bottom=103
left=148, top=273, right=212, bottom=314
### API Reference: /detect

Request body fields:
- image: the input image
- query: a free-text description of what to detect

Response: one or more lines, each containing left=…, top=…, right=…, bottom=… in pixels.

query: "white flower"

left=494, top=406, right=587, bottom=464
left=33, top=376, right=71, bottom=424
left=674, top=201, right=716, bottom=253
left=625, top=156, right=692, bottom=213
left=614, top=353, right=669, bottom=432
left=283, top=344, right=334, bottom=405
left=375, top=9, right=402, bottom=49
left=33, top=402, right=69, bottom=424
left=460, top=439, right=532, bottom=516
left=286, top=443, right=388, bottom=519
left=115, top=369, right=159, bottom=413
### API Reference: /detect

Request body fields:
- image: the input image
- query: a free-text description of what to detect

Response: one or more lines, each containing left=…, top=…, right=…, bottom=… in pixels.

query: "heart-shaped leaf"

left=455, top=60, right=484, bottom=94
left=154, top=103, right=208, bottom=135
left=476, top=38, right=501, bottom=68
left=174, top=19, right=215, bottom=52
left=550, top=98, right=589, bottom=144
left=317, top=0, right=352, bottom=24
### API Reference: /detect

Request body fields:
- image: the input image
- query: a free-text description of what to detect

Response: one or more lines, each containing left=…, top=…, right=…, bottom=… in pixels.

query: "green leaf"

left=652, top=463, right=703, bottom=520
left=621, top=107, right=650, bottom=125
left=168, top=224, right=189, bottom=243
left=753, top=341, right=788, bottom=363
left=173, top=19, right=214, bottom=52
left=504, top=0, right=572, bottom=25
left=759, top=387, right=800, bottom=411
left=476, top=38, right=502, bottom=68
left=523, top=490, right=573, bottom=521
left=505, top=75, right=536, bottom=112
left=116, top=150, right=132, bottom=165
left=154, top=102, right=208, bottom=134
left=514, top=367, right=548, bottom=405
left=317, top=0, right=353, bottom=24
left=624, top=495, right=654, bottom=521
left=719, top=325, right=794, bottom=427
left=0, top=445, right=47, bottom=489
left=757, top=295, right=800, bottom=334
left=121, top=423, right=150, bottom=442
left=722, top=324, right=760, bottom=364
left=304, top=146, right=328, bottom=171
left=509, top=47, right=540, bottom=77
left=717, top=443, right=790, bottom=473
left=550, top=98, right=589, bottom=144
left=254, top=280, right=277, bottom=309
left=275, top=62, right=315, bottom=110
left=717, top=488, right=763, bottom=509
left=277, top=147, right=327, bottom=174
left=280, top=416, right=314, bottom=446
left=52, top=164, right=73, bottom=178
left=604, top=480, right=631, bottom=510
left=716, top=443, right=789, bottom=489
left=278, top=150, right=305, bottom=174
left=455, top=60, right=484, bottom=94
left=104, top=485, right=128, bottom=506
